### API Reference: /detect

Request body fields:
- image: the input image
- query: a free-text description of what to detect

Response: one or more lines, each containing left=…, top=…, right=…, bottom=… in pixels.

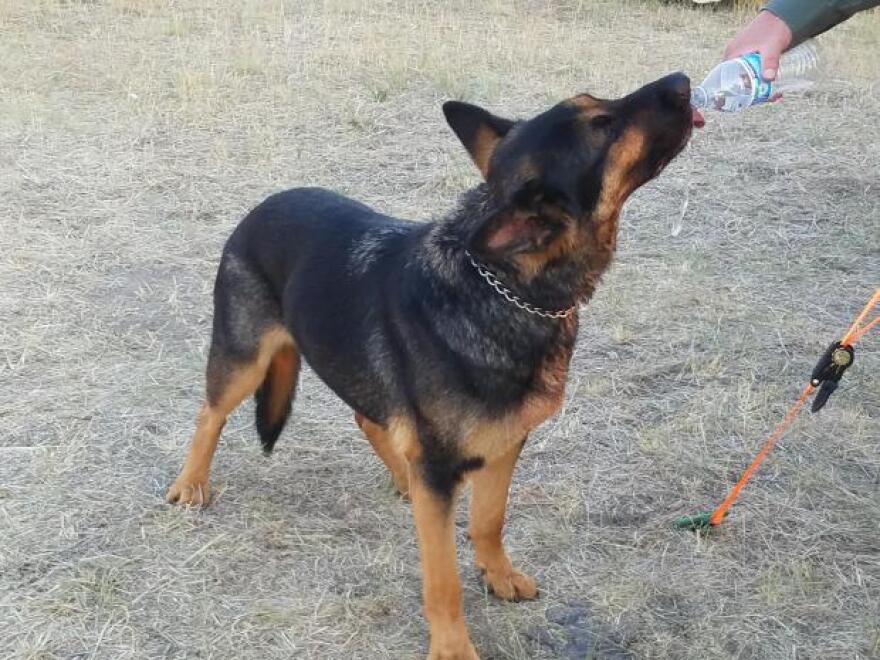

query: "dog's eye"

left=589, top=114, right=615, bottom=130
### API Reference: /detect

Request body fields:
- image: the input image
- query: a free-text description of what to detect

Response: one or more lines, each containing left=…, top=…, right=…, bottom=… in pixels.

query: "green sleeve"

left=764, top=0, right=880, bottom=44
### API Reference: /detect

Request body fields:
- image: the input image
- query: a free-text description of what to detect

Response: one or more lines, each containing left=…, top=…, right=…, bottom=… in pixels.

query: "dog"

left=166, top=72, right=695, bottom=659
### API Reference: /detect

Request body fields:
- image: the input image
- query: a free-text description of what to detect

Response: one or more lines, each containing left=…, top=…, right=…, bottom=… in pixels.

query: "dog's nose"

left=666, top=72, right=691, bottom=95
left=660, top=72, right=691, bottom=110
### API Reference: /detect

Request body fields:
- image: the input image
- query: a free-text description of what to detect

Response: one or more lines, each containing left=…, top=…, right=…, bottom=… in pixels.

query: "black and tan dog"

left=167, top=73, right=695, bottom=658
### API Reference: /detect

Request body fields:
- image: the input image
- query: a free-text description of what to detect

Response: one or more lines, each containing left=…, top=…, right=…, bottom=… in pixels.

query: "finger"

left=760, top=49, right=782, bottom=81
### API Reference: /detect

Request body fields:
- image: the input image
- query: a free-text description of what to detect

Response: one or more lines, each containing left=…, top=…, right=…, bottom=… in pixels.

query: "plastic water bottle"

left=690, top=40, right=819, bottom=113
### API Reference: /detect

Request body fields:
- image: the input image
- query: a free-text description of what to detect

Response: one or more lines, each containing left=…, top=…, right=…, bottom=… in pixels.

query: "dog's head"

left=444, top=73, right=694, bottom=275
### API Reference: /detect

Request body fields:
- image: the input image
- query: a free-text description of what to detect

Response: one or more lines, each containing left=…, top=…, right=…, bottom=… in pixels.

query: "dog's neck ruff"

left=464, top=251, right=577, bottom=320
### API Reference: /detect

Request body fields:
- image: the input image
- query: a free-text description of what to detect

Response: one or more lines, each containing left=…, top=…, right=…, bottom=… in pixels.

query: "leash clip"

left=809, top=341, right=854, bottom=412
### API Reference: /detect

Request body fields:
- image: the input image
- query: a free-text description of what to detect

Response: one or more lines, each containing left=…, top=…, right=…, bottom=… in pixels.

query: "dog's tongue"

left=692, top=107, right=705, bottom=128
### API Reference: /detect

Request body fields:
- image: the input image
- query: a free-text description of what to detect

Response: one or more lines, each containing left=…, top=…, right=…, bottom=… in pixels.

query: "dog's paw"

left=427, top=640, right=480, bottom=660
left=165, top=475, right=211, bottom=506
left=481, top=566, right=538, bottom=601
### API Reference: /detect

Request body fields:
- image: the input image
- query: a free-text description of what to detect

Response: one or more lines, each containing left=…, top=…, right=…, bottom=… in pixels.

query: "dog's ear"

left=472, top=182, right=577, bottom=258
left=443, top=101, right=515, bottom=179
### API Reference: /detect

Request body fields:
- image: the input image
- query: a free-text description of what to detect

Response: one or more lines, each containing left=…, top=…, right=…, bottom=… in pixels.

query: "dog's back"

left=225, top=187, right=414, bottom=297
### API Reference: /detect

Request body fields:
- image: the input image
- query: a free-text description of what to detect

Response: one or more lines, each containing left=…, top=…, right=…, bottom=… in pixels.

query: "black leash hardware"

left=809, top=341, right=855, bottom=412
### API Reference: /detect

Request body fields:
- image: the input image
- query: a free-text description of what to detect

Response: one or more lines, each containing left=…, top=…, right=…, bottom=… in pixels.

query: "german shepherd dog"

left=167, top=73, right=695, bottom=658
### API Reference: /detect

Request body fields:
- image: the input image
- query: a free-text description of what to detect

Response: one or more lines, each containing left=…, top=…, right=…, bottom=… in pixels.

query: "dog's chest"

left=463, top=318, right=576, bottom=461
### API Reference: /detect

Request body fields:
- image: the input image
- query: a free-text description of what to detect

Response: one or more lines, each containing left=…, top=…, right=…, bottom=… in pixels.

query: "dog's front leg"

left=410, top=468, right=478, bottom=660
left=468, top=438, right=537, bottom=601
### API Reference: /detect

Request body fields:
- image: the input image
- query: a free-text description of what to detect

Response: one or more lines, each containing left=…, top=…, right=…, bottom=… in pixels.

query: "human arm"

left=724, top=0, right=880, bottom=80
left=764, top=0, right=880, bottom=46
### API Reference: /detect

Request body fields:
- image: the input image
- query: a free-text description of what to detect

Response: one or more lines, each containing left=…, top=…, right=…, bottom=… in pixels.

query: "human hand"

left=724, top=10, right=793, bottom=81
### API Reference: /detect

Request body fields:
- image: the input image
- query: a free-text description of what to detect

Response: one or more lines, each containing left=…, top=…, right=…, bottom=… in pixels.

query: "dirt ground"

left=2, top=1, right=878, bottom=658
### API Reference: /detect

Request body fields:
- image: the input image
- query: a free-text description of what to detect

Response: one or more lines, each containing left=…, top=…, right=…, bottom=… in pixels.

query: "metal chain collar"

left=464, top=250, right=577, bottom=320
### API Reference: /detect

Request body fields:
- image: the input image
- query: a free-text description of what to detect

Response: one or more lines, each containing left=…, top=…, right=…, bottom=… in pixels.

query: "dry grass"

left=1, top=1, right=878, bottom=659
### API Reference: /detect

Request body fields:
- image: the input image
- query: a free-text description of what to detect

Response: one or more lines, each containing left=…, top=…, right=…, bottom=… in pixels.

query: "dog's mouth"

left=692, top=107, right=705, bottom=128
left=646, top=142, right=688, bottom=183
left=652, top=109, right=695, bottom=178
left=651, top=152, right=678, bottom=180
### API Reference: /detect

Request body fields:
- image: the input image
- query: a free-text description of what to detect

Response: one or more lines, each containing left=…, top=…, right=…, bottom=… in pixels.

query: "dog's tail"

left=254, top=344, right=301, bottom=454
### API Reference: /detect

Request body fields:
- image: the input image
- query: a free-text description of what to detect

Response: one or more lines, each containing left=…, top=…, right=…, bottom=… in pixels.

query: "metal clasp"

left=809, top=341, right=855, bottom=412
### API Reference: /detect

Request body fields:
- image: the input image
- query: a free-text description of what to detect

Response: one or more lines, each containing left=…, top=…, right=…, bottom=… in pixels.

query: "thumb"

left=760, top=49, right=782, bottom=81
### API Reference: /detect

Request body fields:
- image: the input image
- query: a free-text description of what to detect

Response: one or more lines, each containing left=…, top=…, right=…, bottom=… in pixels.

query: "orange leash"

left=841, top=289, right=880, bottom=345
left=708, top=288, right=879, bottom=527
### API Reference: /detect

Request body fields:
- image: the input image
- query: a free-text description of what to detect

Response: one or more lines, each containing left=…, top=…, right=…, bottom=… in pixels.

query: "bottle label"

left=742, top=53, right=773, bottom=104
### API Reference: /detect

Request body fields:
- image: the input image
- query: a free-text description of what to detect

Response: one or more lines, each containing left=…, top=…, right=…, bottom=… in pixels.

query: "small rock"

left=546, top=603, right=590, bottom=626
left=524, top=625, right=558, bottom=650
left=562, top=627, right=597, bottom=659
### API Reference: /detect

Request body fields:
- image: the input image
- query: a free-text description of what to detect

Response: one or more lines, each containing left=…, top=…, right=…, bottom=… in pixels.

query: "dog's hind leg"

left=468, top=437, right=537, bottom=601
left=355, top=412, right=410, bottom=497
left=166, top=325, right=294, bottom=506
left=167, top=250, right=297, bottom=506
